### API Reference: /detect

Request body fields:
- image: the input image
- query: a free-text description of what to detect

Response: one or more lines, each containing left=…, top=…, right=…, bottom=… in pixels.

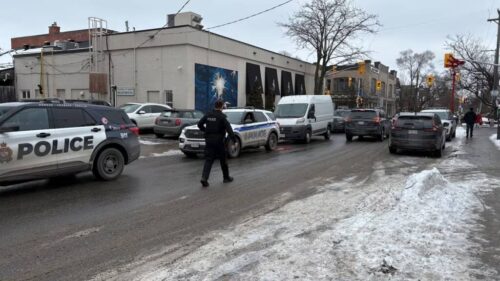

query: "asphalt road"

left=0, top=130, right=496, bottom=280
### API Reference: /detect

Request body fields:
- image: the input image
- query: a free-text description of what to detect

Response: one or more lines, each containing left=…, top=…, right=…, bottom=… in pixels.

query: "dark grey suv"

left=345, top=109, right=390, bottom=141
left=389, top=112, right=446, bottom=157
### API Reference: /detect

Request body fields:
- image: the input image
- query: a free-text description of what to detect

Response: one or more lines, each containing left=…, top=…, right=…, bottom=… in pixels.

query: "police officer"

left=198, top=100, right=235, bottom=187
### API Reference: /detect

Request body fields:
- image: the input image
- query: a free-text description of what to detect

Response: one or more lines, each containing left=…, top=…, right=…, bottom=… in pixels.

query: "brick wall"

left=11, top=30, right=90, bottom=49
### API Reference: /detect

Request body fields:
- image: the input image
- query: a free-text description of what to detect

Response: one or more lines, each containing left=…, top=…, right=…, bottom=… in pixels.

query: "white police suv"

left=0, top=102, right=140, bottom=185
left=179, top=108, right=279, bottom=158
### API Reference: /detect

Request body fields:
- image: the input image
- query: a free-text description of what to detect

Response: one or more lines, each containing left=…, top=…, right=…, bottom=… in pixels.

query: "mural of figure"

left=195, top=63, right=238, bottom=113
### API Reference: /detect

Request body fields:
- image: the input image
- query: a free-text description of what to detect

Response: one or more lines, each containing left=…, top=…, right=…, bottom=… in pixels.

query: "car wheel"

left=446, top=133, right=452, bottom=142
left=304, top=130, right=312, bottom=144
left=346, top=133, right=353, bottom=142
left=378, top=128, right=384, bottom=142
left=155, top=133, right=164, bottom=138
left=389, top=146, right=397, bottom=154
left=265, top=132, right=278, bottom=151
left=227, top=137, right=241, bottom=158
left=434, top=143, right=443, bottom=158
left=324, top=127, right=331, bottom=140
left=93, top=148, right=125, bottom=181
left=183, top=152, right=198, bottom=158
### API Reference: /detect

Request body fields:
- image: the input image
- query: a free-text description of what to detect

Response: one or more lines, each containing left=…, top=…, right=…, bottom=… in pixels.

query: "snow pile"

left=139, top=150, right=184, bottom=159
left=455, top=126, right=466, bottom=138
left=139, top=139, right=162, bottom=145
left=94, top=163, right=499, bottom=281
left=490, top=134, right=500, bottom=151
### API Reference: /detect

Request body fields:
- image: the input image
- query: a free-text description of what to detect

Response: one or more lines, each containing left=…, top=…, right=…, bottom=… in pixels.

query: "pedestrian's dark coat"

left=197, top=110, right=235, bottom=144
left=463, top=111, right=477, bottom=125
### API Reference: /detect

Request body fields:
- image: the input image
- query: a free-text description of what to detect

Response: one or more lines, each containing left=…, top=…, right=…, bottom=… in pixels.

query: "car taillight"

left=424, top=120, right=438, bottom=132
left=129, top=127, right=140, bottom=136
left=373, top=116, right=381, bottom=124
left=175, top=118, right=182, bottom=126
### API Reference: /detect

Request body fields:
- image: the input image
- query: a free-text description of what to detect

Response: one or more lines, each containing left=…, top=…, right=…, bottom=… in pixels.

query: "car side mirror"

left=137, top=110, right=146, bottom=115
left=0, top=125, right=20, bottom=133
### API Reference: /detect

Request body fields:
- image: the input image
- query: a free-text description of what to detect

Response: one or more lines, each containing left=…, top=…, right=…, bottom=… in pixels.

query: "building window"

left=165, top=90, right=173, bottom=107
left=334, top=78, right=348, bottom=92
left=389, top=84, right=393, bottom=98
left=370, top=78, right=376, bottom=94
left=56, top=89, right=66, bottom=99
left=382, top=82, right=386, bottom=96
left=21, top=90, right=31, bottom=99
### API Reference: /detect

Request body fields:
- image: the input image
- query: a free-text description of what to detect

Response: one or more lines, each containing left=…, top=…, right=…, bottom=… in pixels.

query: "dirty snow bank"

left=92, top=162, right=498, bottom=281
left=490, top=134, right=500, bottom=151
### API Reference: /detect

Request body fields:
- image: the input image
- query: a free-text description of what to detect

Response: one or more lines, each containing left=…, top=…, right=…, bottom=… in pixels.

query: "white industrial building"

left=14, top=12, right=315, bottom=111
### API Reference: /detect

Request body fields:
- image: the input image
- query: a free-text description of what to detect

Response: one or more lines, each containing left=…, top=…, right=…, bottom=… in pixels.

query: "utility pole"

left=488, top=9, right=500, bottom=139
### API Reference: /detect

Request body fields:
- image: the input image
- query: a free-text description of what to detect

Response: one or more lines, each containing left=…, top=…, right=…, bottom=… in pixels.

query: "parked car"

left=120, top=103, right=172, bottom=130
left=345, top=108, right=391, bottom=141
left=275, top=95, right=334, bottom=143
left=389, top=112, right=446, bottom=157
left=332, top=109, right=351, bottom=133
left=420, top=108, right=457, bottom=141
left=179, top=108, right=279, bottom=158
left=154, top=109, right=204, bottom=138
left=0, top=101, right=140, bottom=185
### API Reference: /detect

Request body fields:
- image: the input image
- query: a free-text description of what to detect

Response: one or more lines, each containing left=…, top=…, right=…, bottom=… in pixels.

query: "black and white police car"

left=0, top=102, right=140, bottom=185
left=179, top=108, right=280, bottom=158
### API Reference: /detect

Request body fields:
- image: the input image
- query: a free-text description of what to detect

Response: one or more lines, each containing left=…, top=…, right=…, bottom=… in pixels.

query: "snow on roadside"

left=490, top=134, right=500, bottom=151
left=139, top=139, right=163, bottom=145
left=92, top=158, right=499, bottom=280
left=455, top=126, right=466, bottom=138
left=139, top=150, right=184, bottom=159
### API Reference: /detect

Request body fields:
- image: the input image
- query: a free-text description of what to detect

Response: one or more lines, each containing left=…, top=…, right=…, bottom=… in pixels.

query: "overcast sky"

left=1, top=0, right=499, bottom=73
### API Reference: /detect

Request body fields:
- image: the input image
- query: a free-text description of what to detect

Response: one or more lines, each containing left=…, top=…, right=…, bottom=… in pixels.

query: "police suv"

left=179, top=108, right=279, bottom=158
left=0, top=102, right=140, bottom=185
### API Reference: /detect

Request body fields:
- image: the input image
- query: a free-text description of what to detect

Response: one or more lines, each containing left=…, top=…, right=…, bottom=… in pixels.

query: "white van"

left=275, top=95, right=334, bottom=143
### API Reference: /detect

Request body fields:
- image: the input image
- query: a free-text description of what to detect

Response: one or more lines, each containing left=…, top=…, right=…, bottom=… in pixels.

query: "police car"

left=0, top=102, right=140, bottom=185
left=179, top=108, right=279, bottom=158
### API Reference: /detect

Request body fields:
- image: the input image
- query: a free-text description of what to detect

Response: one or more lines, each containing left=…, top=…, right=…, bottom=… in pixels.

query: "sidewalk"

left=458, top=126, right=500, bottom=279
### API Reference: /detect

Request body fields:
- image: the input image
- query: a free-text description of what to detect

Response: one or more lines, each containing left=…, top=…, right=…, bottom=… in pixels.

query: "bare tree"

left=280, top=0, right=379, bottom=95
left=445, top=34, right=495, bottom=110
left=396, top=49, right=435, bottom=111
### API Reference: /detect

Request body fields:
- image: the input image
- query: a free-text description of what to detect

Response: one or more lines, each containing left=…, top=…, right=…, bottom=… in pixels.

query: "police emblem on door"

left=0, top=142, right=13, bottom=163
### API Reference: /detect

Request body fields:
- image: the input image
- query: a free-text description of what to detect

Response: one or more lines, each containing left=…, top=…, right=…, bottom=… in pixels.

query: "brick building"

left=11, top=22, right=93, bottom=49
left=325, top=60, right=398, bottom=116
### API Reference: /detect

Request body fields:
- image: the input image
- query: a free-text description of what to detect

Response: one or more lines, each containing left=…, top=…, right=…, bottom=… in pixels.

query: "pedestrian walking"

left=475, top=112, right=482, bottom=128
left=463, top=107, right=477, bottom=138
left=197, top=100, right=235, bottom=187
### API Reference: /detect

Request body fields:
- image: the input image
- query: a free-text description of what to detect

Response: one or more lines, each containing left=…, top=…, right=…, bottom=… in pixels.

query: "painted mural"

left=195, top=63, right=238, bottom=113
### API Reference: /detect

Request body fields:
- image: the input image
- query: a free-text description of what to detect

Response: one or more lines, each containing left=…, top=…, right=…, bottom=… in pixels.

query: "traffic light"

left=358, top=62, right=365, bottom=75
left=426, top=75, right=434, bottom=87
left=376, top=80, right=382, bottom=91
left=455, top=72, right=461, bottom=82
left=444, top=53, right=454, bottom=68
left=356, top=96, right=363, bottom=108
left=348, top=77, right=352, bottom=88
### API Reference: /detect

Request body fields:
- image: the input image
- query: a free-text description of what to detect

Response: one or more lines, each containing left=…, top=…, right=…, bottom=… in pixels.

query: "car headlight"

left=296, top=117, right=305, bottom=124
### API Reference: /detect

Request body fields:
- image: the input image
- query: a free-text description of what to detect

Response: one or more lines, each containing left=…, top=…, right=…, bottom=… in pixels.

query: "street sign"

left=117, top=87, right=135, bottom=96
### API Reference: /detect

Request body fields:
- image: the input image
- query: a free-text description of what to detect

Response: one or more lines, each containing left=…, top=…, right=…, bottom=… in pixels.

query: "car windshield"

left=424, top=111, right=448, bottom=120
left=275, top=104, right=308, bottom=118
left=349, top=110, right=376, bottom=119
left=224, top=111, right=244, bottom=124
left=120, top=104, right=141, bottom=113
left=335, top=110, right=350, bottom=117
left=161, top=111, right=173, bottom=117
left=0, top=106, right=15, bottom=118
left=396, top=116, right=434, bottom=129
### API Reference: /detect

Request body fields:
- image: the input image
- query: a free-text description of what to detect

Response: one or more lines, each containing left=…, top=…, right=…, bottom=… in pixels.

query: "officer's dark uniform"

left=198, top=108, right=235, bottom=186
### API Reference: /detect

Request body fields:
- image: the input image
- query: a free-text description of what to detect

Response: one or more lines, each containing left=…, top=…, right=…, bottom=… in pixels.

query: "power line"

left=206, top=0, right=293, bottom=30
